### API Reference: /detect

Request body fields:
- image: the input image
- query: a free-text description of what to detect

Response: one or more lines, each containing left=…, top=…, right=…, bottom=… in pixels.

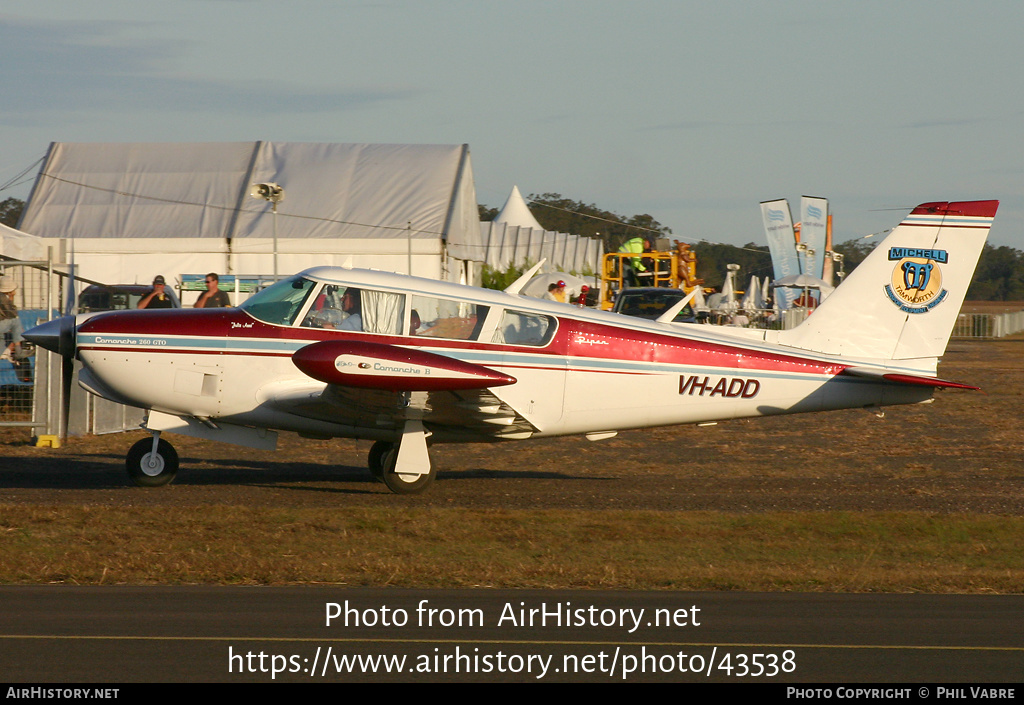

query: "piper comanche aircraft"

left=25, top=200, right=997, bottom=494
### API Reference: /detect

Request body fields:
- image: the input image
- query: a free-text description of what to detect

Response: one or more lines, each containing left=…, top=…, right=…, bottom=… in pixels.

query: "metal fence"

left=0, top=258, right=63, bottom=431
left=694, top=306, right=1024, bottom=338
left=951, top=311, right=1024, bottom=339
left=0, top=255, right=150, bottom=439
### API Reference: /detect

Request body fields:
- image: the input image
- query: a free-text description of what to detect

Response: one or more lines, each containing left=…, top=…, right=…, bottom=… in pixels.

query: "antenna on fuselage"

left=503, top=259, right=547, bottom=296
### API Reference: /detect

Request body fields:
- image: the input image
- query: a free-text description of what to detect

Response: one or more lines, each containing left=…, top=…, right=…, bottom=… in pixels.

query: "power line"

left=525, top=196, right=777, bottom=256
left=36, top=173, right=446, bottom=237
left=0, top=157, right=44, bottom=193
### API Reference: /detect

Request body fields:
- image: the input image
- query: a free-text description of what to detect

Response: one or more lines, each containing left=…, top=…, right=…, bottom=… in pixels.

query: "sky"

left=2, top=0, right=1023, bottom=249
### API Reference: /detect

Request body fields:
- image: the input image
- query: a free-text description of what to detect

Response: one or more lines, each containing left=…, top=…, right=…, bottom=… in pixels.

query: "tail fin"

left=778, top=200, right=997, bottom=364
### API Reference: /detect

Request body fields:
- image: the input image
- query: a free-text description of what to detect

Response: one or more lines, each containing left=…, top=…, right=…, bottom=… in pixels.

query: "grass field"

left=1, top=506, right=1021, bottom=592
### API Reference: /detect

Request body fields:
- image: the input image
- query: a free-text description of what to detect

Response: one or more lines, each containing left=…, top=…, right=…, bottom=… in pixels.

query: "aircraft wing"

left=275, top=340, right=538, bottom=442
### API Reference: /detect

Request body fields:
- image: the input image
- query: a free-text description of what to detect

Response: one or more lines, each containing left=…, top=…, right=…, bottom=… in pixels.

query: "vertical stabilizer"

left=777, top=200, right=997, bottom=363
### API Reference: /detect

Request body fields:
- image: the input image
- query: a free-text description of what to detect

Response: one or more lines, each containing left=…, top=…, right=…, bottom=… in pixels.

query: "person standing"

left=618, top=237, right=652, bottom=287
left=0, top=276, right=23, bottom=361
left=194, top=272, right=232, bottom=308
left=138, top=275, right=174, bottom=309
left=544, top=280, right=567, bottom=303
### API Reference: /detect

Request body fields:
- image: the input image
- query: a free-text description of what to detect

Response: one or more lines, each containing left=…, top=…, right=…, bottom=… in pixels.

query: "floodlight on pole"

left=250, top=183, right=285, bottom=280
left=795, top=243, right=808, bottom=275
left=826, top=250, right=846, bottom=280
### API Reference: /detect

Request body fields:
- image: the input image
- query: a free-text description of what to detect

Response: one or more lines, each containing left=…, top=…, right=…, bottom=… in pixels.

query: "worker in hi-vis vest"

left=618, top=237, right=652, bottom=287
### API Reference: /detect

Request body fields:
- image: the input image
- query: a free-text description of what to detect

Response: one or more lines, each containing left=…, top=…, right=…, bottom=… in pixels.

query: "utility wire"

left=525, top=196, right=775, bottom=255
left=35, top=173, right=880, bottom=257
left=37, top=173, right=446, bottom=237
left=0, top=157, right=44, bottom=193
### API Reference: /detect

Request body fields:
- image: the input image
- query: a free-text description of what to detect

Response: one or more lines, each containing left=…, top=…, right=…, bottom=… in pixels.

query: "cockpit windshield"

left=239, top=276, right=318, bottom=326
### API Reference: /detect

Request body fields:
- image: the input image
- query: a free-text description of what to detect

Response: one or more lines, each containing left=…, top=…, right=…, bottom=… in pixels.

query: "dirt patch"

left=1, top=340, right=1021, bottom=514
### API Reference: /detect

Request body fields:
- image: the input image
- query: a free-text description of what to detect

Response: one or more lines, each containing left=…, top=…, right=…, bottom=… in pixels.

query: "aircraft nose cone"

left=23, top=316, right=75, bottom=357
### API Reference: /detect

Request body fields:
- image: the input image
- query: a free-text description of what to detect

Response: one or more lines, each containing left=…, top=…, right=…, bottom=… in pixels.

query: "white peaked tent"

left=480, top=185, right=603, bottom=281
left=19, top=142, right=485, bottom=288
left=691, top=285, right=708, bottom=312
left=493, top=185, right=545, bottom=231
left=717, top=265, right=740, bottom=313
left=741, top=275, right=765, bottom=311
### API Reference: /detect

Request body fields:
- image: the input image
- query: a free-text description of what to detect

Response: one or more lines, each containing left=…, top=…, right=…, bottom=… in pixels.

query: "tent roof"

left=0, top=222, right=46, bottom=261
left=19, top=141, right=484, bottom=261
left=493, top=185, right=544, bottom=231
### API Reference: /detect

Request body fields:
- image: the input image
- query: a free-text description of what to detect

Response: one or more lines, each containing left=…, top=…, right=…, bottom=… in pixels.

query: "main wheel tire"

left=380, top=447, right=435, bottom=495
left=367, top=441, right=393, bottom=482
left=126, top=438, right=179, bottom=487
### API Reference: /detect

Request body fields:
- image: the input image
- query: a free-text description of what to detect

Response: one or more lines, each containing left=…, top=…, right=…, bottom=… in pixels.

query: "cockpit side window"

left=300, top=285, right=404, bottom=335
left=492, top=309, right=556, bottom=346
left=239, top=276, right=317, bottom=326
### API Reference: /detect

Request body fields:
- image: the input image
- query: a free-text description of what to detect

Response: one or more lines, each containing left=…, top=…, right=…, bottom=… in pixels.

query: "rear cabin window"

left=409, top=296, right=488, bottom=340
left=492, top=309, right=556, bottom=346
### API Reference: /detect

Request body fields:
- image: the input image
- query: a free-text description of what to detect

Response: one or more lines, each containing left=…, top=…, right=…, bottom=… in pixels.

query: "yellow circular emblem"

left=889, top=257, right=943, bottom=307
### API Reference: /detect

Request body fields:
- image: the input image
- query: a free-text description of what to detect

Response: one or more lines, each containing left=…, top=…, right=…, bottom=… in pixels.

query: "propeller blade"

left=23, top=315, right=78, bottom=441
left=60, top=355, right=73, bottom=441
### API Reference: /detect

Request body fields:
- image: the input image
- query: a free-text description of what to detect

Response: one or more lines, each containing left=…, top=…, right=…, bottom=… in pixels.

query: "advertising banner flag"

left=760, top=199, right=799, bottom=309
left=800, top=196, right=829, bottom=280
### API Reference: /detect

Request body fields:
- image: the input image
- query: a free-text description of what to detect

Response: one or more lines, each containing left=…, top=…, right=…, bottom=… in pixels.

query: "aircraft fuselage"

left=73, top=302, right=929, bottom=445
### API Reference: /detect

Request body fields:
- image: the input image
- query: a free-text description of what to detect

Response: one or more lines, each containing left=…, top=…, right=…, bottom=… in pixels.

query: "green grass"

left=1, top=505, right=1021, bottom=592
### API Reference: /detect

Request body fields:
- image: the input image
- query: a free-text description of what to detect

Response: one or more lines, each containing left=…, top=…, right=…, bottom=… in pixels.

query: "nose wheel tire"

left=381, top=447, right=435, bottom=495
left=367, top=441, right=393, bottom=483
left=126, top=438, right=179, bottom=487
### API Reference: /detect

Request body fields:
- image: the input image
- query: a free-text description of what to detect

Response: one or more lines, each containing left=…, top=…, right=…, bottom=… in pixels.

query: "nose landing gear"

left=126, top=434, right=179, bottom=487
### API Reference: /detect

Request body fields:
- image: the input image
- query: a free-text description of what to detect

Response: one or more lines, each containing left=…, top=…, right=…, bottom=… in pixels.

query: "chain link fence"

left=0, top=258, right=61, bottom=431
left=951, top=311, right=1024, bottom=339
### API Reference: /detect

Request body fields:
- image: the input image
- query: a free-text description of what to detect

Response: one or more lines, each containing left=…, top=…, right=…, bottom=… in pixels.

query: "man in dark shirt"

left=194, top=272, right=232, bottom=308
left=138, top=275, right=174, bottom=309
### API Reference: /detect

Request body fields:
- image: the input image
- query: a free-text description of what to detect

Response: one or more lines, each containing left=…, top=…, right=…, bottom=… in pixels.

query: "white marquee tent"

left=19, top=142, right=486, bottom=292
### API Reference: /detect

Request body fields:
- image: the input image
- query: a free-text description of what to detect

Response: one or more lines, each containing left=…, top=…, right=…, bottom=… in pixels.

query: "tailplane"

left=777, top=200, right=997, bottom=364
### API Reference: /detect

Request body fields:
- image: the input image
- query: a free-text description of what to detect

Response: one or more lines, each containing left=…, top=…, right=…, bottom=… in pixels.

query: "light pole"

left=826, top=251, right=845, bottom=281
left=250, top=182, right=285, bottom=280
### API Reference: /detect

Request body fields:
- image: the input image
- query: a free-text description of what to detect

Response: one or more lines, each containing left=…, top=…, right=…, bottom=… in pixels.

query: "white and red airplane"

left=26, top=200, right=997, bottom=494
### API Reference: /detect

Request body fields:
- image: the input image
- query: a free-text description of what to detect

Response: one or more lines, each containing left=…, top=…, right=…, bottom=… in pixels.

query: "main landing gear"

left=126, top=434, right=179, bottom=487
left=367, top=420, right=436, bottom=495
left=123, top=425, right=436, bottom=495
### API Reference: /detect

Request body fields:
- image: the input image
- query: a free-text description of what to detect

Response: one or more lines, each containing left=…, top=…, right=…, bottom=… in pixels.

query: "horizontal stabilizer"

left=292, top=340, right=516, bottom=391
left=841, top=367, right=979, bottom=390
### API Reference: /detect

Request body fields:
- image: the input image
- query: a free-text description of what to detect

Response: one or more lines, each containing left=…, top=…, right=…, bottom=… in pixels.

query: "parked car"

left=611, top=287, right=701, bottom=323
left=78, top=284, right=180, bottom=312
